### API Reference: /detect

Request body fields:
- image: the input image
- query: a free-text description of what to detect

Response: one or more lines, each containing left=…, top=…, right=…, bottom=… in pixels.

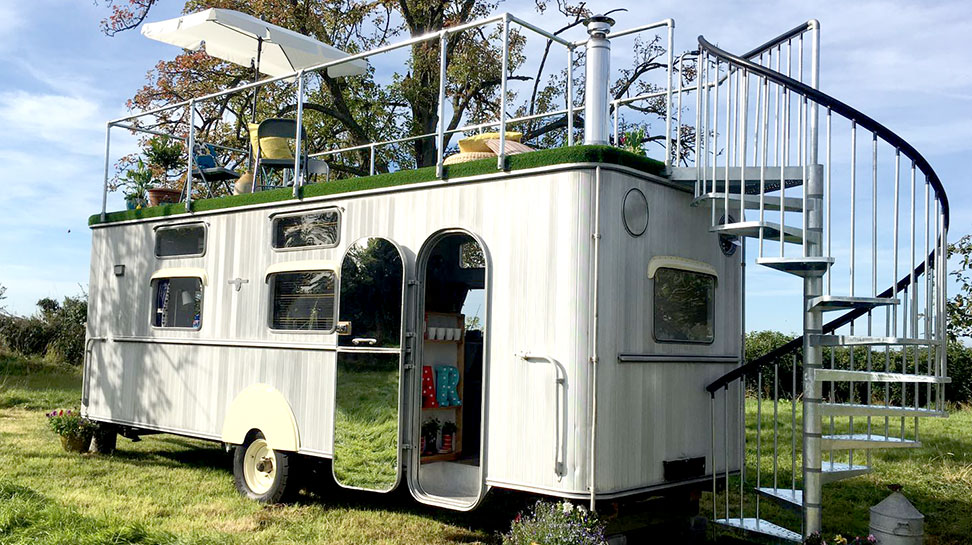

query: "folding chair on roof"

left=190, top=143, right=240, bottom=197
left=250, top=118, right=330, bottom=192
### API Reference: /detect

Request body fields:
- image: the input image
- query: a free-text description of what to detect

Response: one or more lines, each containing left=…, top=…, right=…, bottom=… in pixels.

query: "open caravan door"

left=332, top=237, right=406, bottom=492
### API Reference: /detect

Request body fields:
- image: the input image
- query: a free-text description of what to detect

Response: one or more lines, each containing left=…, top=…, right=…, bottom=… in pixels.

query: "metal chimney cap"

left=585, top=14, right=615, bottom=36
left=870, top=491, right=924, bottom=521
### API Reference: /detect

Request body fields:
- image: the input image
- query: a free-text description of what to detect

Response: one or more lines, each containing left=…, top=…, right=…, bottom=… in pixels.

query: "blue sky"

left=0, top=0, right=969, bottom=337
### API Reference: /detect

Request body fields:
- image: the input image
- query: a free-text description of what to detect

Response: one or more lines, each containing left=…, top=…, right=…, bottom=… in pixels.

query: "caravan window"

left=272, top=209, right=340, bottom=249
left=152, top=277, right=202, bottom=329
left=269, top=270, right=336, bottom=331
left=653, top=268, right=715, bottom=343
left=155, top=224, right=206, bottom=257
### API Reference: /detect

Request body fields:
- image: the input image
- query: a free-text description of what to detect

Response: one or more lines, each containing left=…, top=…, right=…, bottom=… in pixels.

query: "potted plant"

left=421, top=418, right=440, bottom=456
left=144, top=136, right=185, bottom=206
left=121, top=158, right=152, bottom=209
left=46, top=408, right=98, bottom=453
left=441, top=421, right=458, bottom=453
left=501, top=500, right=608, bottom=545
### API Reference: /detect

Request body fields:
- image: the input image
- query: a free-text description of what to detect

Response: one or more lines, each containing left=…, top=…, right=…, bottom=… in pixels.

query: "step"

left=671, top=165, right=818, bottom=195
left=818, top=402, right=948, bottom=418
left=813, top=369, right=951, bottom=384
left=807, top=295, right=899, bottom=312
left=820, top=461, right=871, bottom=484
left=757, top=256, right=834, bottom=277
left=756, top=487, right=803, bottom=510
left=710, top=221, right=809, bottom=245
left=713, top=517, right=802, bottom=544
left=810, top=335, right=941, bottom=347
left=692, top=192, right=804, bottom=212
left=821, top=433, right=920, bottom=450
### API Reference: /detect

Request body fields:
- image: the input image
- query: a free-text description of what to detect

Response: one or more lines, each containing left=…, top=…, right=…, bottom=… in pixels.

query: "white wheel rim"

left=242, top=438, right=276, bottom=495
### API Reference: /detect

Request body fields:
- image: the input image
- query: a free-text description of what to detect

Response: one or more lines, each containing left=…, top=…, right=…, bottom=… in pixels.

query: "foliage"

left=0, top=282, right=6, bottom=314
left=947, top=234, right=972, bottom=341
left=618, top=127, right=648, bottom=156
left=340, top=238, right=404, bottom=347
left=45, top=408, right=98, bottom=439
left=501, top=500, right=607, bottom=545
left=0, top=293, right=88, bottom=365
left=803, top=529, right=877, bottom=544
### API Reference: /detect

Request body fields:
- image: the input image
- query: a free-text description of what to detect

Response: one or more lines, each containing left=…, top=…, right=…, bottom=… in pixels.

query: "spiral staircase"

left=668, top=21, right=950, bottom=542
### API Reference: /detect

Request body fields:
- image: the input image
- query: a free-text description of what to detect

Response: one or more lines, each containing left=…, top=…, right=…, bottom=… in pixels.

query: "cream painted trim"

left=265, top=260, right=339, bottom=279
left=150, top=267, right=209, bottom=285
left=647, top=256, right=718, bottom=281
left=221, top=384, right=301, bottom=451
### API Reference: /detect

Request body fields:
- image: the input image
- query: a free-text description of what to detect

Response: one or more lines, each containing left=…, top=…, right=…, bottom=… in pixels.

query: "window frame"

left=266, top=266, right=338, bottom=334
left=149, top=275, right=205, bottom=331
left=269, top=207, right=342, bottom=252
left=154, top=222, right=208, bottom=259
left=650, top=266, right=717, bottom=345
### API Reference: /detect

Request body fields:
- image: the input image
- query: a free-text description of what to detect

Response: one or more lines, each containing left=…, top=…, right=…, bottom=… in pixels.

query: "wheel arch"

left=221, top=384, right=300, bottom=452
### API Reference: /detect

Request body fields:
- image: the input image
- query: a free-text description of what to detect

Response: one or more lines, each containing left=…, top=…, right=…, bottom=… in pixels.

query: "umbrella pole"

left=248, top=37, right=263, bottom=172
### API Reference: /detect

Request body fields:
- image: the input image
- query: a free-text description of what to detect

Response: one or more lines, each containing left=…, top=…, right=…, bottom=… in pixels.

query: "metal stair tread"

left=710, top=220, right=807, bottom=244
left=757, top=256, right=834, bottom=277
left=807, top=295, right=898, bottom=312
left=670, top=165, right=818, bottom=195
left=818, top=402, right=947, bottom=418
left=756, top=487, right=803, bottom=510
left=810, top=335, right=940, bottom=347
left=821, top=433, right=921, bottom=450
left=713, top=517, right=802, bottom=543
left=692, top=192, right=804, bottom=212
left=820, top=461, right=871, bottom=483
left=813, top=368, right=950, bottom=384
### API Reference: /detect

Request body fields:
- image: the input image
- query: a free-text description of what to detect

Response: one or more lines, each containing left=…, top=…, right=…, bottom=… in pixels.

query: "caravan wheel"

left=233, top=431, right=296, bottom=503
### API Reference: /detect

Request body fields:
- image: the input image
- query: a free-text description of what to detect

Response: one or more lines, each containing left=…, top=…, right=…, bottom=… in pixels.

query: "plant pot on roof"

left=115, top=136, right=186, bottom=207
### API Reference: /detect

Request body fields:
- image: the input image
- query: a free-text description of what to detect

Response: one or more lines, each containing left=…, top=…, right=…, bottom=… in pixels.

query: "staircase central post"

left=803, top=20, right=823, bottom=537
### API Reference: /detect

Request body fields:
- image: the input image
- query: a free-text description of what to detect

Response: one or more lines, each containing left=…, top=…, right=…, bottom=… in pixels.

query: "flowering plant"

left=804, top=532, right=877, bottom=545
left=46, top=409, right=97, bottom=439
left=501, top=500, right=607, bottom=545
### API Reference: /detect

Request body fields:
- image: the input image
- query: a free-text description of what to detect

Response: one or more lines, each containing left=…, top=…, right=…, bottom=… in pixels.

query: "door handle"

left=351, top=337, right=378, bottom=346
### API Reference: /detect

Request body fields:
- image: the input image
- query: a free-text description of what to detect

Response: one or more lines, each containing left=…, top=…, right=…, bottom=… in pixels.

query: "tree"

left=0, top=282, right=6, bottom=315
left=947, top=234, right=972, bottom=341
left=102, top=0, right=693, bottom=186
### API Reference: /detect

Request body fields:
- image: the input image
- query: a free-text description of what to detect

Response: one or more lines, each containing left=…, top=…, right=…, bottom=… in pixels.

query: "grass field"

left=1, top=351, right=970, bottom=544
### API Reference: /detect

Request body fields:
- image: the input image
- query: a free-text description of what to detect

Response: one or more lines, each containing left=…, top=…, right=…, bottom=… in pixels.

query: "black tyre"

left=232, top=431, right=296, bottom=503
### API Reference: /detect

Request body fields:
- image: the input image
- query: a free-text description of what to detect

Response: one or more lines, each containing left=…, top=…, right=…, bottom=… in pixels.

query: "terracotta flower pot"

left=60, top=434, right=92, bottom=453
left=147, top=188, right=182, bottom=206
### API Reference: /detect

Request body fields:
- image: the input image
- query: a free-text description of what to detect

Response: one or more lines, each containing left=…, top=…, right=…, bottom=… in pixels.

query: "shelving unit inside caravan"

left=421, top=312, right=465, bottom=463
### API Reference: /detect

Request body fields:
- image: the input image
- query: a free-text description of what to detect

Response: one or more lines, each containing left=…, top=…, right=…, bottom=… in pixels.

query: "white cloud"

left=0, top=90, right=105, bottom=156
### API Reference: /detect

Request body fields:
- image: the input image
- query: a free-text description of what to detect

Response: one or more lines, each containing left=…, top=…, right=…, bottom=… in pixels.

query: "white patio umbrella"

left=141, top=8, right=368, bottom=79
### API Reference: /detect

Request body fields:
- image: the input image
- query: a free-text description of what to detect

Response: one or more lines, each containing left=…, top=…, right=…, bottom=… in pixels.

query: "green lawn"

left=0, top=353, right=507, bottom=545
left=2, top=352, right=970, bottom=544
left=706, top=398, right=972, bottom=544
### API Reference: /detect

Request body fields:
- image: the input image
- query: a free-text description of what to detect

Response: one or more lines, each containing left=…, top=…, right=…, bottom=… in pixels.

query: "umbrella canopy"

left=141, top=8, right=368, bottom=78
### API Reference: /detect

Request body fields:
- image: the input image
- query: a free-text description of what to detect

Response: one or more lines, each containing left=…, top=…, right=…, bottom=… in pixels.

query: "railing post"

left=101, top=123, right=112, bottom=221
left=498, top=14, right=510, bottom=170
left=802, top=23, right=824, bottom=534
left=665, top=20, right=674, bottom=168
left=185, top=99, right=195, bottom=213
left=583, top=14, right=614, bottom=145
left=435, top=30, right=448, bottom=179
left=567, top=46, right=575, bottom=146
left=293, top=69, right=305, bottom=198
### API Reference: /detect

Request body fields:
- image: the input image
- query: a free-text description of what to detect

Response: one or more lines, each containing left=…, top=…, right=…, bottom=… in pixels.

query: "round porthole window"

left=622, top=188, right=649, bottom=237
left=718, top=214, right=739, bottom=256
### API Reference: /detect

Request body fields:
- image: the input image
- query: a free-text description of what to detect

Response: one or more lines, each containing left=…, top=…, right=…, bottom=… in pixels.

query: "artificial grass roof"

left=89, top=145, right=666, bottom=226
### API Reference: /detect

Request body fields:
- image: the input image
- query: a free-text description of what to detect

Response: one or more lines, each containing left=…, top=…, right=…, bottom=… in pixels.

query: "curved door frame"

left=406, top=228, right=492, bottom=510
left=331, top=236, right=408, bottom=493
